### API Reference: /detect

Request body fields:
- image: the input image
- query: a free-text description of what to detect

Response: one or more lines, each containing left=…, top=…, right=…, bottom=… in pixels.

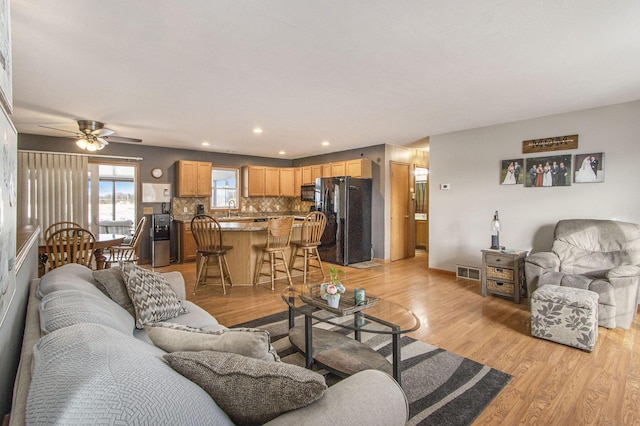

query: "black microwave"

left=300, top=184, right=315, bottom=201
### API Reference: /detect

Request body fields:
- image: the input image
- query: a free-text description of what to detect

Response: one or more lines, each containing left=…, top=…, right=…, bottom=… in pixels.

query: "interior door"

left=390, top=161, right=411, bottom=261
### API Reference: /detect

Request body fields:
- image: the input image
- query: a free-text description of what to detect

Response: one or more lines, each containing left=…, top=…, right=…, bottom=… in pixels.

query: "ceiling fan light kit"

left=40, top=119, right=142, bottom=151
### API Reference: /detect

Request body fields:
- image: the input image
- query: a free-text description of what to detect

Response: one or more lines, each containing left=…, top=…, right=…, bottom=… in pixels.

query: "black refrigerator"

left=315, top=176, right=372, bottom=266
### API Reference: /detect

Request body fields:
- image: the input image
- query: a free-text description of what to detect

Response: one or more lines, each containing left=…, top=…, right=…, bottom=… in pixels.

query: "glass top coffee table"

left=282, top=285, right=420, bottom=385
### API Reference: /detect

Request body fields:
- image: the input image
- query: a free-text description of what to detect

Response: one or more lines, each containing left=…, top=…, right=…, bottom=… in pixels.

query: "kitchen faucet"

left=227, top=199, right=236, bottom=218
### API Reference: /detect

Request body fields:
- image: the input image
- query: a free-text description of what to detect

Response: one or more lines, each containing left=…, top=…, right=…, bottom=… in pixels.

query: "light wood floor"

left=151, top=252, right=640, bottom=425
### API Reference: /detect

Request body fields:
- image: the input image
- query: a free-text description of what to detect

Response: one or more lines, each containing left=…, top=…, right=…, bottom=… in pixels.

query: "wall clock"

left=151, top=168, right=163, bottom=179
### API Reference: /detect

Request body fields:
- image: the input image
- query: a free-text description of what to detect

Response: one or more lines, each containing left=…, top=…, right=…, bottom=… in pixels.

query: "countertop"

left=174, top=215, right=305, bottom=232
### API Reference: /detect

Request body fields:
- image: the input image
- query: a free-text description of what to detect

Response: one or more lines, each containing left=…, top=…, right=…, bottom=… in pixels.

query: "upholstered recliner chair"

left=525, top=219, right=640, bottom=329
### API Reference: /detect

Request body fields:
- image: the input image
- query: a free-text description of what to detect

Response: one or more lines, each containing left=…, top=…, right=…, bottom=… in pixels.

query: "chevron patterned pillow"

left=121, top=263, right=187, bottom=329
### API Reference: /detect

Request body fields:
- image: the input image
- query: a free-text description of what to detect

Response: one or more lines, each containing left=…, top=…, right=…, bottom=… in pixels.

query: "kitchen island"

left=176, top=217, right=305, bottom=286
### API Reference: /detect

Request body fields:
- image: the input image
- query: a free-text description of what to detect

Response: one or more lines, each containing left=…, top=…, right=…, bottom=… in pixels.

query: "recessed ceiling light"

left=253, top=128, right=263, bottom=134
left=278, top=150, right=286, bottom=155
left=322, top=140, right=330, bottom=146
left=201, top=141, right=210, bottom=146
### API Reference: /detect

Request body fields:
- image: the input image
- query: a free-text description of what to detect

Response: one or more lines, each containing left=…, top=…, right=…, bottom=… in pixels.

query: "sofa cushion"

left=38, top=263, right=104, bottom=299
left=39, top=290, right=134, bottom=335
left=161, top=300, right=225, bottom=331
left=146, top=322, right=280, bottom=362
left=92, top=267, right=135, bottom=316
left=164, top=351, right=327, bottom=426
left=27, top=324, right=233, bottom=425
left=121, top=263, right=187, bottom=329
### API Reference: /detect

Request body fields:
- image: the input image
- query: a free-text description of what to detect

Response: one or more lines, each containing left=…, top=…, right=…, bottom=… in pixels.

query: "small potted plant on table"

left=321, top=266, right=346, bottom=308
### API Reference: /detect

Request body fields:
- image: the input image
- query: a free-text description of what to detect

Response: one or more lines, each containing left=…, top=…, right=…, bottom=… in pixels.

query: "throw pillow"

left=27, top=324, right=233, bottom=425
left=164, top=351, right=327, bottom=426
left=145, top=322, right=280, bottom=362
left=120, top=263, right=187, bottom=329
left=92, top=267, right=135, bottom=316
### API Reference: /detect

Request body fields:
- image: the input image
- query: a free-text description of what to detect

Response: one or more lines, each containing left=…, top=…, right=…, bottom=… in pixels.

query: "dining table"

left=38, top=233, right=127, bottom=276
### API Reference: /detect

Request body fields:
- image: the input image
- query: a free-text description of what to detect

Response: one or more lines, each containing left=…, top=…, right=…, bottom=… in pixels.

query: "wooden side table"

left=481, top=249, right=528, bottom=303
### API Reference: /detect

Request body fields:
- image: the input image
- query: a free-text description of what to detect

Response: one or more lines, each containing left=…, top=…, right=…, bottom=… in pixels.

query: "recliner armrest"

left=607, top=265, right=640, bottom=279
left=525, top=252, right=560, bottom=272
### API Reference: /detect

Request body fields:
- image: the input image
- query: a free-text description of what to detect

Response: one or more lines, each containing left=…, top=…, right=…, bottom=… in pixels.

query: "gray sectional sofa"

left=10, top=264, right=408, bottom=425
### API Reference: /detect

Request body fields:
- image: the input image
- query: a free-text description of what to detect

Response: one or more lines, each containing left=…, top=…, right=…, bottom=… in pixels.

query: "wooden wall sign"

left=522, top=134, right=578, bottom=154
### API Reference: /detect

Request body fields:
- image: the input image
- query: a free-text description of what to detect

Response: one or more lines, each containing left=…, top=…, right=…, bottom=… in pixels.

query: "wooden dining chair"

left=254, top=216, right=294, bottom=290
left=289, top=211, right=327, bottom=284
left=46, top=227, right=96, bottom=271
left=105, top=216, right=147, bottom=267
left=44, top=221, right=82, bottom=241
left=191, top=215, right=233, bottom=295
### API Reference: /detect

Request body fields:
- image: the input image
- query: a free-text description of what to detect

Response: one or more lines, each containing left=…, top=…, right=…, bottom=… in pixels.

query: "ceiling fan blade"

left=96, top=137, right=110, bottom=145
left=103, top=135, right=143, bottom=143
left=38, top=125, right=79, bottom=135
left=93, top=128, right=115, bottom=137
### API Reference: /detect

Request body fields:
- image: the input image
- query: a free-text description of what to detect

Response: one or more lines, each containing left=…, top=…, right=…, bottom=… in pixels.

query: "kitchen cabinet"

left=322, top=163, right=331, bottom=178
left=265, top=167, right=280, bottom=196
left=242, top=166, right=266, bottom=197
left=280, top=168, right=296, bottom=197
left=346, top=159, right=372, bottom=178
left=176, top=160, right=212, bottom=197
left=311, top=165, right=323, bottom=182
left=331, top=161, right=346, bottom=177
left=293, top=168, right=302, bottom=197
left=301, top=166, right=313, bottom=185
left=178, top=221, right=198, bottom=262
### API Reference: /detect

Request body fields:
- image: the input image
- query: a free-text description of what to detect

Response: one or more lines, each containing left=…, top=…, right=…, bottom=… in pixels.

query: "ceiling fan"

left=40, top=120, right=143, bottom=151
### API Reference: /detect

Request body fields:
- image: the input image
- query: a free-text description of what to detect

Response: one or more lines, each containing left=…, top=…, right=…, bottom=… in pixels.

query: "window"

left=88, top=163, right=138, bottom=234
left=210, top=167, right=239, bottom=209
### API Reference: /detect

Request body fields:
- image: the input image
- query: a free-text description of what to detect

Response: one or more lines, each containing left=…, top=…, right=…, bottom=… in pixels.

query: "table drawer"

left=487, top=279, right=515, bottom=295
left=484, top=252, right=510, bottom=265
left=486, top=266, right=514, bottom=281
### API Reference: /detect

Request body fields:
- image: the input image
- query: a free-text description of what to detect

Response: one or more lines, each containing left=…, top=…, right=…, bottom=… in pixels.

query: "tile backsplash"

left=172, top=196, right=314, bottom=220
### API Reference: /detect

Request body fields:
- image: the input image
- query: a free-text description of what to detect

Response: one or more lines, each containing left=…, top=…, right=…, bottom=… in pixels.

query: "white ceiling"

left=10, top=1, right=640, bottom=159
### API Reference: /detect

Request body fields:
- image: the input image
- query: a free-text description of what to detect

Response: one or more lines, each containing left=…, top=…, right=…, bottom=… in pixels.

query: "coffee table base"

left=289, top=326, right=392, bottom=378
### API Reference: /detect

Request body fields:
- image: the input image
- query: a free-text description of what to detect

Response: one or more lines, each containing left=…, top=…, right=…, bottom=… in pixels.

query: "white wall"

left=429, top=100, right=640, bottom=272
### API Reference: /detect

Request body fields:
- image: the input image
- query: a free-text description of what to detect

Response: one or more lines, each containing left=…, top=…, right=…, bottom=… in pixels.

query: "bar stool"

left=254, top=216, right=294, bottom=291
left=289, top=211, right=327, bottom=283
left=191, top=215, right=233, bottom=295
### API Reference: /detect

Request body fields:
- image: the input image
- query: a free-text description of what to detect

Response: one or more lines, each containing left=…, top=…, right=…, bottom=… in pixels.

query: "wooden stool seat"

left=254, top=216, right=294, bottom=291
left=289, top=212, right=327, bottom=284
left=191, top=215, right=233, bottom=295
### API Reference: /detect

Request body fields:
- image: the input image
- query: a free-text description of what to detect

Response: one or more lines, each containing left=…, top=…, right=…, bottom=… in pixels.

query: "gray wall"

left=429, top=100, right=640, bottom=272
left=0, top=235, right=38, bottom=418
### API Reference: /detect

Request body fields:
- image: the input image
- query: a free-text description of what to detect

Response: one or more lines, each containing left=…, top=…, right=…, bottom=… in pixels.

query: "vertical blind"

left=18, top=151, right=89, bottom=236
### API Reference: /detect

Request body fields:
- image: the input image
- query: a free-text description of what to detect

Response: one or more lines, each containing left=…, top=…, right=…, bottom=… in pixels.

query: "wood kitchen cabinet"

left=178, top=221, right=197, bottom=262
left=293, top=167, right=302, bottom=197
left=346, top=159, right=372, bottom=178
left=331, top=161, right=346, bottom=176
left=301, top=166, right=313, bottom=185
left=265, top=167, right=280, bottom=196
left=280, top=168, right=296, bottom=197
left=176, top=160, right=212, bottom=197
left=322, top=163, right=331, bottom=178
left=311, top=165, right=323, bottom=182
left=242, top=166, right=266, bottom=197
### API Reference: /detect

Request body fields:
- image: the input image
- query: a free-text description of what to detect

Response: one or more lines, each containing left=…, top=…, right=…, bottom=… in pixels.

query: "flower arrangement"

left=320, top=266, right=346, bottom=298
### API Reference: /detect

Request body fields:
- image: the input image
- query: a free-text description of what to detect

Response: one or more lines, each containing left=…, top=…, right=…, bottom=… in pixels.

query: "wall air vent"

left=456, top=265, right=481, bottom=281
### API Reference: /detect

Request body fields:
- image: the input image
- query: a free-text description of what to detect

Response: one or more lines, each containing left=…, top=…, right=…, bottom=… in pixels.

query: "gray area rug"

left=233, top=311, right=512, bottom=426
